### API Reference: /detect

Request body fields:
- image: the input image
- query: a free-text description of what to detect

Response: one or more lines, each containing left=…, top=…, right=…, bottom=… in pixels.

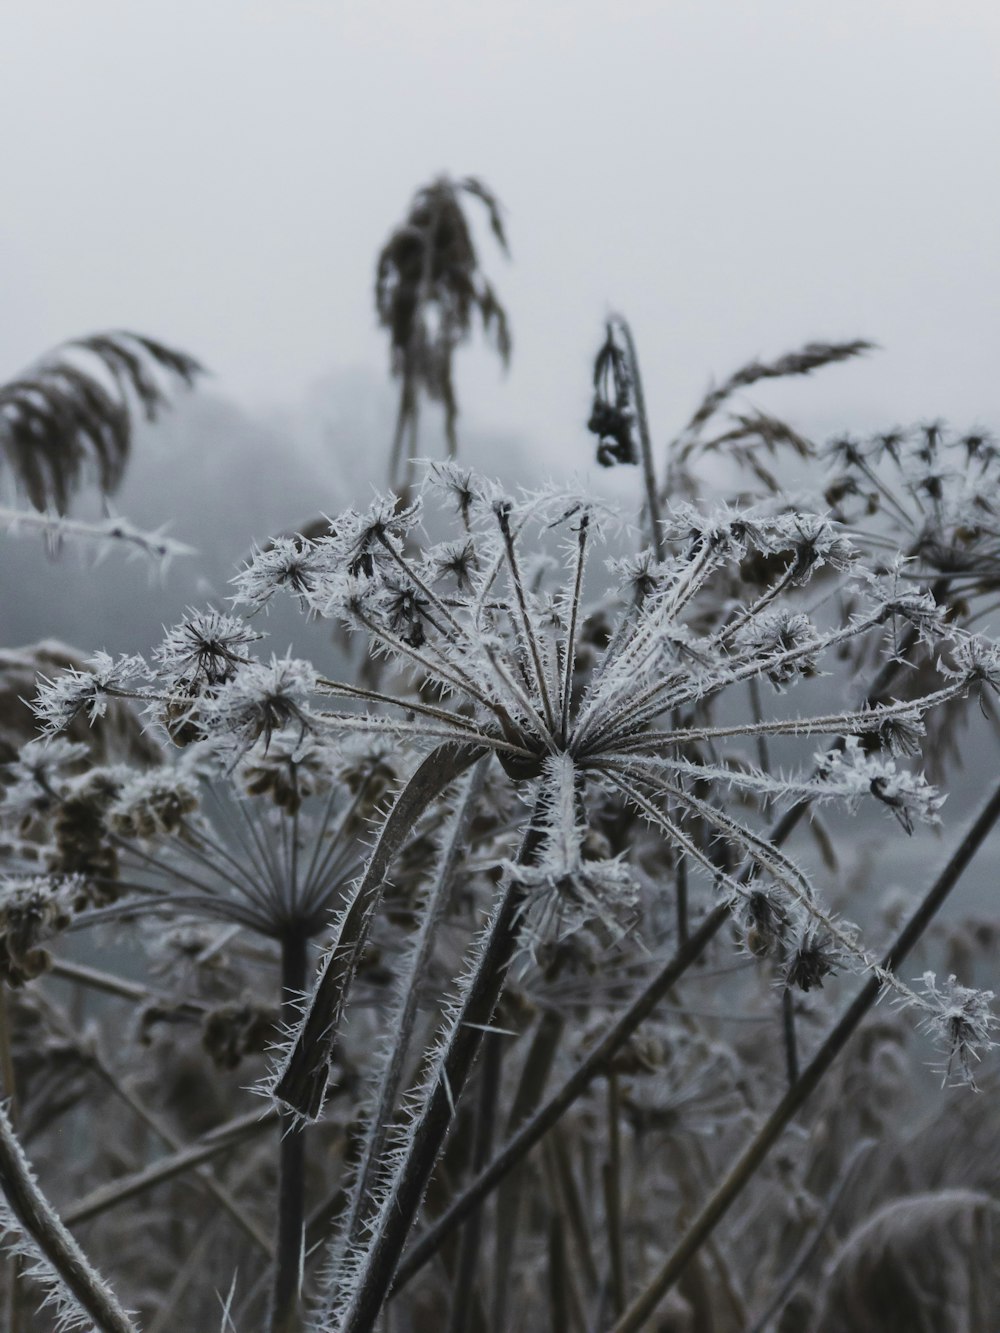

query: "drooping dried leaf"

left=376, top=175, right=510, bottom=489
left=0, top=331, right=204, bottom=511
left=680, top=339, right=875, bottom=443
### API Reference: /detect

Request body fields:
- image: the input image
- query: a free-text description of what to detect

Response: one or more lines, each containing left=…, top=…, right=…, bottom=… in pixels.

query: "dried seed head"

left=0, top=875, right=76, bottom=986
left=784, top=928, right=843, bottom=992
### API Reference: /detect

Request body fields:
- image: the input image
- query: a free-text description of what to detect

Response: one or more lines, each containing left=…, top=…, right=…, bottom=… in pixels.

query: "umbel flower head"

left=26, top=467, right=1000, bottom=1113
left=227, top=466, right=997, bottom=1113
left=229, top=465, right=957, bottom=810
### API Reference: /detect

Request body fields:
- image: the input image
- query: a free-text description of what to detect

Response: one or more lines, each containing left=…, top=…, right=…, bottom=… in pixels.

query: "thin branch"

left=62, top=1109, right=279, bottom=1227
left=392, top=902, right=731, bottom=1293
left=269, top=927, right=310, bottom=1333
left=610, top=777, right=1000, bottom=1332
left=0, top=1102, right=139, bottom=1333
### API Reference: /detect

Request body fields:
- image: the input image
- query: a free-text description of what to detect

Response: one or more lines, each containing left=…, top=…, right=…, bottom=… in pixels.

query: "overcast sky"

left=1, top=0, right=998, bottom=473
left=2, top=1, right=999, bottom=897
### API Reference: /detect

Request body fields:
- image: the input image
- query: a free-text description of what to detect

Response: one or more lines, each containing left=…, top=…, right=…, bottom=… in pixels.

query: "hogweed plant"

left=2, top=276, right=1000, bottom=1328
left=11, top=451, right=1000, bottom=1329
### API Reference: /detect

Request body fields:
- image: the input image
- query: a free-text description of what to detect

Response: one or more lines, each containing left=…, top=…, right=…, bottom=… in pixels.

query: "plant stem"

left=603, top=1072, right=626, bottom=1316
left=345, top=766, right=485, bottom=1254
left=63, top=1109, right=279, bottom=1227
left=446, top=1030, right=503, bottom=1333
left=549, top=1130, right=599, bottom=1296
left=339, top=817, right=546, bottom=1333
left=0, top=991, right=19, bottom=1126
left=675, top=850, right=689, bottom=945
left=491, top=1005, right=567, bottom=1330
left=392, top=901, right=731, bottom=1294
left=0, top=1104, right=138, bottom=1333
left=610, top=777, right=1000, bottom=1332
left=269, top=926, right=310, bottom=1333
left=613, top=315, right=663, bottom=559
left=0, top=991, right=22, bottom=1333
left=274, top=742, right=485, bottom=1120
left=48, top=956, right=207, bottom=1015
left=781, top=987, right=799, bottom=1086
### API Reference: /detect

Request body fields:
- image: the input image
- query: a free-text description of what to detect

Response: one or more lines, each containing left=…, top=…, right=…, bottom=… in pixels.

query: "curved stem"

left=0, top=1104, right=138, bottom=1333
left=273, top=741, right=486, bottom=1119
left=612, top=315, right=662, bottom=558
left=344, top=765, right=485, bottom=1249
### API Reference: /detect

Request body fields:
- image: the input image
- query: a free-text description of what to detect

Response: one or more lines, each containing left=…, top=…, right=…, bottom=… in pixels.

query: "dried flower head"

left=912, top=971, right=999, bottom=1088
left=153, top=610, right=263, bottom=689
left=0, top=875, right=76, bottom=986
left=224, top=468, right=993, bottom=1121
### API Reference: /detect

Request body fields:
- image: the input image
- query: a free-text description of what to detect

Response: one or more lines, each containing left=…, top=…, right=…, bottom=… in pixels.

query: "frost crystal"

left=232, top=536, right=337, bottom=612
left=199, top=656, right=319, bottom=751
left=154, top=609, right=263, bottom=687
left=913, top=971, right=999, bottom=1088
left=32, top=653, right=148, bottom=735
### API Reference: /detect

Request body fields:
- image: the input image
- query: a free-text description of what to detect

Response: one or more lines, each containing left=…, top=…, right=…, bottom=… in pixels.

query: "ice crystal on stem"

left=153, top=609, right=263, bottom=689
left=198, top=655, right=320, bottom=754
left=911, top=971, right=999, bottom=1088
left=32, top=653, right=148, bottom=735
left=232, top=535, right=337, bottom=612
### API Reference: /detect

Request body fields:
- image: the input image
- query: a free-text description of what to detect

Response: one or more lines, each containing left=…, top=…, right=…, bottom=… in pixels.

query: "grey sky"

left=2, top=1, right=998, bottom=908
left=1, top=0, right=998, bottom=472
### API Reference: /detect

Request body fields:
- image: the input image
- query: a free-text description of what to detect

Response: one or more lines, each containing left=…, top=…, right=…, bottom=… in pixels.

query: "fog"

left=3, top=1, right=1000, bottom=908
left=1, top=0, right=997, bottom=450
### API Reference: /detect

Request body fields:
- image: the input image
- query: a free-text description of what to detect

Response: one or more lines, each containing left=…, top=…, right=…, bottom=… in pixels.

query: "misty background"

left=2, top=1, right=1000, bottom=911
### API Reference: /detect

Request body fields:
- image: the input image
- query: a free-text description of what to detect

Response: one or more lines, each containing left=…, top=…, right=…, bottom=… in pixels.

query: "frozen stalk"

left=0, top=1102, right=138, bottom=1333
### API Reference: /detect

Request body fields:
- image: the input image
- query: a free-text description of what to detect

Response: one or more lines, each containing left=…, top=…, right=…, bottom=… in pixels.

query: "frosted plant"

left=817, top=423, right=1000, bottom=775
left=0, top=874, right=81, bottom=987
left=31, top=652, right=150, bottom=735
left=154, top=609, right=264, bottom=690
left=7, top=199, right=999, bottom=1332
left=4, top=718, right=400, bottom=950
left=3, top=712, right=410, bottom=1331
left=23, top=466, right=1000, bottom=1331
left=31, top=483, right=990, bottom=998
left=825, top=423, right=1000, bottom=603
left=909, top=971, right=999, bottom=1089
left=167, top=468, right=993, bottom=1328
left=0, top=329, right=203, bottom=572
left=0, top=505, right=195, bottom=568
